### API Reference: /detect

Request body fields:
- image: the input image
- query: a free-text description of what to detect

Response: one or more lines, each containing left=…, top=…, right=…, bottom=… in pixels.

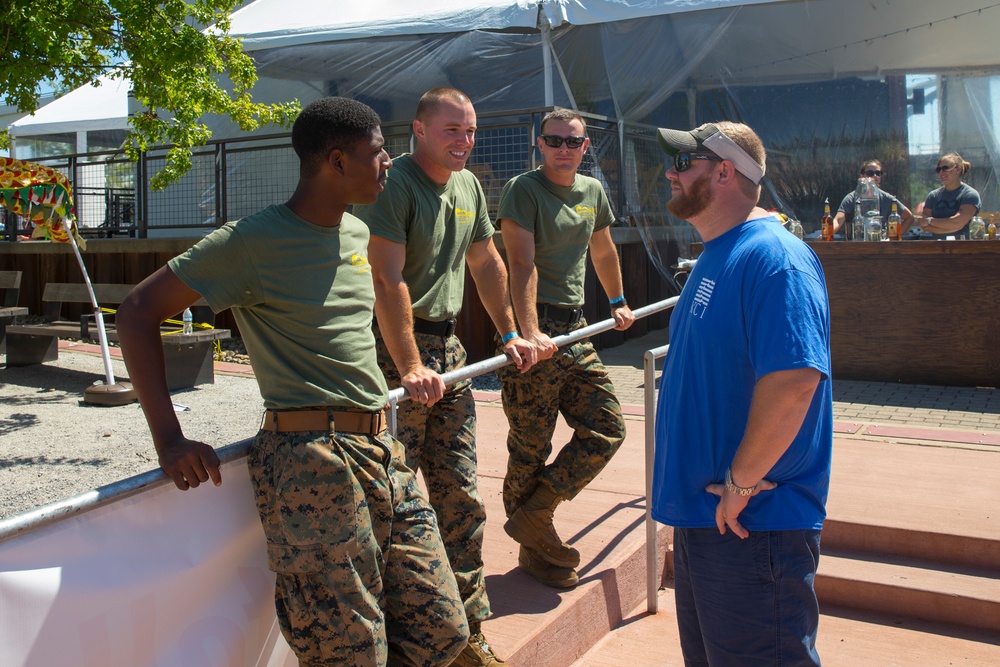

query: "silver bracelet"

left=724, top=467, right=756, bottom=497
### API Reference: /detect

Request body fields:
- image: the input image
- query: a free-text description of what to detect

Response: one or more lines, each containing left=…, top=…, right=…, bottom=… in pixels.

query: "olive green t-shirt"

left=168, top=204, right=388, bottom=411
left=498, top=169, right=614, bottom=307
left=354, top=154, right=494, bottom=321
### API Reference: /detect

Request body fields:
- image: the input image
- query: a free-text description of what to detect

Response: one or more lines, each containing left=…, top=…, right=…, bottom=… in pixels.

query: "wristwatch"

left=724, top=467, right=756, bottom=496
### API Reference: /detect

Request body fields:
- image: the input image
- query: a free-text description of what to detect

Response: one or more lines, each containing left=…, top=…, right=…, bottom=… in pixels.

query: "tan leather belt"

left=261, top=408, right=385, bottom=435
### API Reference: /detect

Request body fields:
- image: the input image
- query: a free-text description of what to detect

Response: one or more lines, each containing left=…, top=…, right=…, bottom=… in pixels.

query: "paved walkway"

left=596, top=326, right=1000, bottom=433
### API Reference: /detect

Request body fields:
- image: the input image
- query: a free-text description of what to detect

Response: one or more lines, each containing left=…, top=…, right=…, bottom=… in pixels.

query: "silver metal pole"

left=387, top=298, right=678, bottom=404
left=644, top=343, right=670, bottom=613
left=0, top=440, right=253, bottom=544
left=2, top=297, right=679, bottom=546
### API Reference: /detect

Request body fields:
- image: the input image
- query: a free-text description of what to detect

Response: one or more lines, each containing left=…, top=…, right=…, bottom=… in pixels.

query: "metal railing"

left=644, top=342, right=671, bottom=613
left=0, top=297, right=677, bottom=552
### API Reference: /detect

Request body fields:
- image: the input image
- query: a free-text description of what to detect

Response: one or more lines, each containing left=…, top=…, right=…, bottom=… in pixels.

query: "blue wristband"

left=609, top=294, right=626, bottom=307
left=501, top=331, right=519, bottom=344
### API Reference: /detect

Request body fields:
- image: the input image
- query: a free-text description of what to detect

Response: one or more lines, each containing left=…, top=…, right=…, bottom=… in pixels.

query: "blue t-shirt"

left=651, top=215, right=833, bottom=530
left=923, top=183, right=981, bottom=239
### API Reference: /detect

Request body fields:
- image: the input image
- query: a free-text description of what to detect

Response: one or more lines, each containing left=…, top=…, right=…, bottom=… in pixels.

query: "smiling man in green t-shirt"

left=356, top=87, right=535, bottom=667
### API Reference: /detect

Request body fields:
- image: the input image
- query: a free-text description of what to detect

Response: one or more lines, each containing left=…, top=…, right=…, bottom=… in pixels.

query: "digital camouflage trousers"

left=373, top=327, right=491, bottom=632
left=496, top=316, right=627, bottom=516
left=248, top=427, right=468, bottom=666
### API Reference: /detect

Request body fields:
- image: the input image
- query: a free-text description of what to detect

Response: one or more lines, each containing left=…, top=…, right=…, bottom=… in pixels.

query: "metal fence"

left=4, top=108, right=681, bottom=243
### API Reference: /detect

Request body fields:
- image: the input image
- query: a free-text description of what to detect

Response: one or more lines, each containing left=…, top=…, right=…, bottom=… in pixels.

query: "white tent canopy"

left=211, top=0, right=1000, bottom=131
left=226, top=0, right=778, bottom=49
left=9, top=75, right=129, bottom=139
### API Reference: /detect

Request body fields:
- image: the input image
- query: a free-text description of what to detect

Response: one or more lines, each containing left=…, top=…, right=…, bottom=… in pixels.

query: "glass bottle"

left=865, top=214, right=883, bottom=242
left=988, top=215, right=997, bottom=241
left=969, top=215, right=986, bottom=240
left=852, top=201, right=865, bottom=242
left=789, top=218, right=803, bottom=240
left=821, top=199, right=833, bottom=241
left=887, top=201, right=901, bottom=241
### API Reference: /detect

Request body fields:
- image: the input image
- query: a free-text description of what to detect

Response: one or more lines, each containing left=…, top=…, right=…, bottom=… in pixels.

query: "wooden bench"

left=5, top=282, right=231, bottom=390
left=0, top=270, right=29, bottom=354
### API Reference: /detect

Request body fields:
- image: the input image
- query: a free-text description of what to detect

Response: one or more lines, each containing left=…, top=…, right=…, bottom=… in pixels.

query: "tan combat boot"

left=449, top=631, right=506, bottom=666
left=503, top=482, right=581, bottom=568
left=518, top=545, right=579, bottom=589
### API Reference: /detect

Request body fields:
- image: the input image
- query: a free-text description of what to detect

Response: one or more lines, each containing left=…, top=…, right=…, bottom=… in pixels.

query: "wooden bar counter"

left=806, top=240, right=1000, bottom=387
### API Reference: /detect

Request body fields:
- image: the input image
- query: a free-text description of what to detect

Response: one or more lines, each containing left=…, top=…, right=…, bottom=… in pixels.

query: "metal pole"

left=3, top=297, right=679, bottom=546
left=644, top=343, right=670, bottom=613
left=388, top=297, right=678, bottom=404
left=64, top=226, right=117, bottom=387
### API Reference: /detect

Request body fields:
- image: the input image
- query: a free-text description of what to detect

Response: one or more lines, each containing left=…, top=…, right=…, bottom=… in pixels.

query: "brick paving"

left=598, top=328, right=1000, bottom=434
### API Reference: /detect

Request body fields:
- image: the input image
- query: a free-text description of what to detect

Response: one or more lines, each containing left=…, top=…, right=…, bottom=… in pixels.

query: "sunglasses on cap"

left=935, top=165, right=955, bottom=173
left=864, top=169, right=882, bottom=177
left=673, top=152, right=723, bottom=173
left=539, top=134, right=586, bottom=149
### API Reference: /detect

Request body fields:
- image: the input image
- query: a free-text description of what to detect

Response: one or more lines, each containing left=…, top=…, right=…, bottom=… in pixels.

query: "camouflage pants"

left=247, top=427, right=468, bottom=666
left=373, top=327, right=491, bottom=632
left=496, top=316, right=627, bottom=516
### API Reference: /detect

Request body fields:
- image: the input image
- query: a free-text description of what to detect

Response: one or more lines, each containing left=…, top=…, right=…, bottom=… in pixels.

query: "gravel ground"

left=0, top=343, right=504, bottom=521
left=0, top=349, right=261, bottom=520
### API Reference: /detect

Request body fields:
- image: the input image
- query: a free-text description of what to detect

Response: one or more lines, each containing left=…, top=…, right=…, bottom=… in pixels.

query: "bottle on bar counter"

left=988, top=215, right=997, bottom=240
left=852, top=201, right=865, bottom=242
left=887, top=201, right=902, bottom=241
left=821, top=198, right=833, bottom=241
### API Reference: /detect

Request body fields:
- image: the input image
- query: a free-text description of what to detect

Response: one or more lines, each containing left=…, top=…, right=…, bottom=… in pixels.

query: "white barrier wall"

left=0, top=460, right=295, bottom=667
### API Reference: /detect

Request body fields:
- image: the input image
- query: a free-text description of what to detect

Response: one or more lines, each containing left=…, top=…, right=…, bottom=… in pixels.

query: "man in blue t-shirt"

left=652, top=121, right=832, bottom=666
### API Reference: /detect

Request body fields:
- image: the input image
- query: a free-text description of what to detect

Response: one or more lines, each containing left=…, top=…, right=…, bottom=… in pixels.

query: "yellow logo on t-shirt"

left=350, top=253, right=371, bottom=274
left=575, top=205, right=597, bottom=224
left=455, top=207, right=475, bottom=225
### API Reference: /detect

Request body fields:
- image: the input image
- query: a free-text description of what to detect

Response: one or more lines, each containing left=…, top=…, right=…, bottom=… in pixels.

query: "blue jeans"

left=673, top=527, right=822, bottom=666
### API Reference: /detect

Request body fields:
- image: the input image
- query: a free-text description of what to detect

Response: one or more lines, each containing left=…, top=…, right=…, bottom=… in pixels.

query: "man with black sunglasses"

left=495, top=107, right=634, bottom=589
left=832, top=159, right=914, bottom=238
left=652, top=121, right=832, bottom=666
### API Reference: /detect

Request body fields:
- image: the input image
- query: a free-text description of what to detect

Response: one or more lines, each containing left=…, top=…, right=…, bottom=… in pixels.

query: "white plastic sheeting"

left=0, top=459, right=295, bottom=667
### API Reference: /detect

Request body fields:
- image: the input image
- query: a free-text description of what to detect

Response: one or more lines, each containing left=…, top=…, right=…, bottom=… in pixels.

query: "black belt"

left=537, top=304, right=583, bottom=325
left=413, top=317, right=457, bottom=338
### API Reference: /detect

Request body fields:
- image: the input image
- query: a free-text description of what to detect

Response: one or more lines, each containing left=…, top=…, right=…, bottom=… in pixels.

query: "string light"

left=731, top=3, right=1000, bottom=74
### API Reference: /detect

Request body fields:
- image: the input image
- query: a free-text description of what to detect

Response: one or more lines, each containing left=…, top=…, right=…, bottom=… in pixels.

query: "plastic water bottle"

left=182, top=307, right=193, bottom=335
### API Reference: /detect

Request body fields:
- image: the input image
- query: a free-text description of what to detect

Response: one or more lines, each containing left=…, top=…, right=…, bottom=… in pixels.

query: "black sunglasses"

left=935, top=165, right=955, bottom=174
left=539, top=134, right=586, bottom=149
left=864, top=169, right=882, bottom=177
left=674, top=152, right=723, bottom=173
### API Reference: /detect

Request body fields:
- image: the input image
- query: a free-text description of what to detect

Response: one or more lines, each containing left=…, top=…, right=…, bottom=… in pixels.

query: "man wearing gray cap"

left=650, top=121, right=832, bottom=665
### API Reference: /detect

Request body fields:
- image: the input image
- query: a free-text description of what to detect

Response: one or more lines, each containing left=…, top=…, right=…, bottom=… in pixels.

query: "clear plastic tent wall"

left=225, top=0, right=999, bottom=286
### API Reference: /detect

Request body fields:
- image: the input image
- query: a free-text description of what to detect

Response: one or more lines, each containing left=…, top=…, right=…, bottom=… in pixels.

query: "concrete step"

left=816, top=548, right=1000, bottom=633
left=822, top=519, right=1000, bottom=571
left=571, top=587, right=1000, bottom=666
